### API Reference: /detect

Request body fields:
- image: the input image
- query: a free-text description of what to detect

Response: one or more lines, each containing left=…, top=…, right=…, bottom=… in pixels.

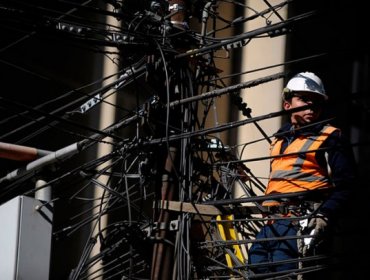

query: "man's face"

left=283, top=92, right=324, bottom=126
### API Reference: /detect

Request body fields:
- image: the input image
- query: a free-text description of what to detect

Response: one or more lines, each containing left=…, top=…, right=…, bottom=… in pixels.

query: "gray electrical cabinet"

left=0, top=195, right=53, bottom=280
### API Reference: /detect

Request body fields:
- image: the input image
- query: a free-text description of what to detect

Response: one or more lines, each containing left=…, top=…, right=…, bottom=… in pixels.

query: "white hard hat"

left=283, top=72, right=328, bottom=100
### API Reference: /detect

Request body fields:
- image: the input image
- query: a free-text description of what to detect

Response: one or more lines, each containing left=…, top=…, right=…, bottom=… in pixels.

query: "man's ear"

left=283, top=100, right=291, bottom=110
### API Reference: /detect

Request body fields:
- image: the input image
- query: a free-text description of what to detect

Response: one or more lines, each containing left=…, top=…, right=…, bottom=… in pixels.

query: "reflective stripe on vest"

left=266, top=125, right=339, bottom=194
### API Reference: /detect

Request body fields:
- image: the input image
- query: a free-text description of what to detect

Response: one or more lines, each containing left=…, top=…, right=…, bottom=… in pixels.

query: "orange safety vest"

left=265, top=125, right=339, bottom=195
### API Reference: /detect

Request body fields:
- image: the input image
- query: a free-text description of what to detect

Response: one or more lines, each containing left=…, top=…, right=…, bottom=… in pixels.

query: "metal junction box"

left=0, top=195, right=53, bottom=280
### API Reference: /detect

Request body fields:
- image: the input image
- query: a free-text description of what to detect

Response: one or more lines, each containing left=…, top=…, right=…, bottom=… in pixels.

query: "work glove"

left=308, top=213, right=328, bottom=235
left=306, top=213, right=329, bottom=248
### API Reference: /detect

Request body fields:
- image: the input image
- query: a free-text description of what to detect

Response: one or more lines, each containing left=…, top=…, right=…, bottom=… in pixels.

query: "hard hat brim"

left=290, top=90, right=328, bottom=101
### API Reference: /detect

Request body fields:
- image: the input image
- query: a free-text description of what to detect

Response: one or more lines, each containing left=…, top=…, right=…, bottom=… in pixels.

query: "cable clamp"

left=168, top=3, right=184, bottom=11
left=153, top=220, right=179, bottom=231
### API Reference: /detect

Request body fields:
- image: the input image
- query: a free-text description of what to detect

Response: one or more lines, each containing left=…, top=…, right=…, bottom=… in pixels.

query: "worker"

left=248, top=72, right=357, bottom=279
